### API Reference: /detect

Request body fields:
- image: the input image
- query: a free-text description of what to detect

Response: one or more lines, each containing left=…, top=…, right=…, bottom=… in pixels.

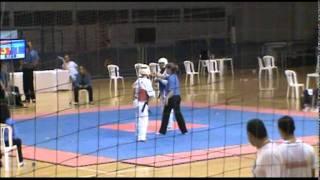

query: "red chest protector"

left=138, top=88, right=149, bottom=101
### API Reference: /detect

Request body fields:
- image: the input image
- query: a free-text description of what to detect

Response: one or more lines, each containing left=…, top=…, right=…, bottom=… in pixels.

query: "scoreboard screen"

left=0, top=39, right=26, bottom=60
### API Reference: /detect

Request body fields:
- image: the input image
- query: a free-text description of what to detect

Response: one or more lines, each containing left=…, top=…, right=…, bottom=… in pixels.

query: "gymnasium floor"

left=1, top=66, right=318, bottom=177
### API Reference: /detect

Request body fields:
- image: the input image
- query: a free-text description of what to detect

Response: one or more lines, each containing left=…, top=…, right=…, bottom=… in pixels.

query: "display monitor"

left=0, top=39, right=26, bottom=60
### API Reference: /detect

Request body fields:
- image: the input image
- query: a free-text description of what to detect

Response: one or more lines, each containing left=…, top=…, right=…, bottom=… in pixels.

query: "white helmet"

left=158, top=57, right=168, bottom=65
left=139, top=67, right=150, bottom=76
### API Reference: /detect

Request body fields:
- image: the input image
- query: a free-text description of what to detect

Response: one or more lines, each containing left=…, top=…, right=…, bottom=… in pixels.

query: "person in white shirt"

left=277, top=116, right=318, bottom=177
left=133, top=67, right=155, bottom=142
left=247, top=119, right=281, bottom=177
left=154, top=57, right=174, bottom=130
left=62, top=54, right=79, bottom=83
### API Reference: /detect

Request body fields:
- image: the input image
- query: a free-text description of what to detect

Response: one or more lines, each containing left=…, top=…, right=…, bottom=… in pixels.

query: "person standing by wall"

left=0, top=62, right=6, bottom=99
left=157, top=63, right=188, bottom=135
left=1, top=61, right=24, bottom=107
left=20, top=41, right=39, bottom=104
left=0, top=61, right=9, bottom=89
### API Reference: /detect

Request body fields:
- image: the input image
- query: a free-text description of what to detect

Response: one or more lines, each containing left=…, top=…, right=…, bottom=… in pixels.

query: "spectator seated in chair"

left=73, top=66, right=94, bottom=105
left=0, top=102, right=25, bottom=167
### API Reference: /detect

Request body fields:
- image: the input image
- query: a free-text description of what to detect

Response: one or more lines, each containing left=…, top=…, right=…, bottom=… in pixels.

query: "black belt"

left=141, top=101, right=148, bottom=112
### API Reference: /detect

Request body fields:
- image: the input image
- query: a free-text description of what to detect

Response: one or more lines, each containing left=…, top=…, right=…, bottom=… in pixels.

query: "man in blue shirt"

left=20, top=41, right=39, bottom=103
left=166, top=72, right=181, bottom=96
left=157, top=63, right=187, bottom=135
left=0, top=103, right=24, bottom=167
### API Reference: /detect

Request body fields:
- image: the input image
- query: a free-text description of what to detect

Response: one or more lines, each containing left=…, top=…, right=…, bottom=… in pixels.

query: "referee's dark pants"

left=22, top=68, right=35, bottom=101
left=159, top=95, right=188, bottom=134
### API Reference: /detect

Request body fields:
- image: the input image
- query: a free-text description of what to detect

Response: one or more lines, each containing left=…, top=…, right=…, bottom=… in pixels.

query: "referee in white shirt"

left=277, top=116, right=318, bottom=177
left=246, top=119, right=281, bottom=177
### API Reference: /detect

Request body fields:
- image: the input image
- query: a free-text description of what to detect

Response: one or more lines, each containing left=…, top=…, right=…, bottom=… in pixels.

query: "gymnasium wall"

left=0, top=2, right=317, bottom=77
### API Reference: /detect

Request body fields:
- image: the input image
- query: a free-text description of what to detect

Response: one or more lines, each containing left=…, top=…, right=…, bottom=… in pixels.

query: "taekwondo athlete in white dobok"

left=247, top=119, right=281, bottom=177
left=133, top=67, right=155, bottom=142
left=278, top=139, right=317, bottom=177
left=154, top=57, right=174, bottom=130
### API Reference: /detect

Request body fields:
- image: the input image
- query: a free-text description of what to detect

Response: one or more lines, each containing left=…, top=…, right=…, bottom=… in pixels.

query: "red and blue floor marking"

left=12, top=103, right=318, bottom=167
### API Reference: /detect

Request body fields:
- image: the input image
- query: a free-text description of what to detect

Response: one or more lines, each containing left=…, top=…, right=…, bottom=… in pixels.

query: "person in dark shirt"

left=0, top=81, right=5, bottom=101
left=0, top=71, right=5, bottom=100
left=73, top=66, right=94, bottom=105
left=20, top=41, right=39, bottom=103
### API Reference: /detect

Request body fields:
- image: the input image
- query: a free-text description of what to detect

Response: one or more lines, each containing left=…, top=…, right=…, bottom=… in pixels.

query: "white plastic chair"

left=0, top=123, right=19, bottom=170
left=284, top=70, right=304, bottom=99
left=69, top=88, right=91, bottom=105
left=79, top=89, right=89, bottom=104
left=134, top=63, right=149, bottom=77
left=107, top=65, right=125, bottom=95
left=198, top=59, right=209, bottom=75
left=206, top=60, right=221, bottom=83
left=263, top=55, right=279, bottom=77
left=184, top=61, right=200, bottom=86
left=258, top=57, right=271, bottom=80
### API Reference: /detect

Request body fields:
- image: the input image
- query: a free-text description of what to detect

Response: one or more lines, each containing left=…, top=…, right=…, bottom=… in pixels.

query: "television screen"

left=0, top=39, right=26, bottom=60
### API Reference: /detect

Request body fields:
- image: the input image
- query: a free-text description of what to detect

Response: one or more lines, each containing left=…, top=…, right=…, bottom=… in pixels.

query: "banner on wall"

left=0, top=30, right=18, bottom=39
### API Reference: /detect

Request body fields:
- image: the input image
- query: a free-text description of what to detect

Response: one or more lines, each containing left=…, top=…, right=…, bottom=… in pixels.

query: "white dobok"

left=133, top=76, right=155, bottom=141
